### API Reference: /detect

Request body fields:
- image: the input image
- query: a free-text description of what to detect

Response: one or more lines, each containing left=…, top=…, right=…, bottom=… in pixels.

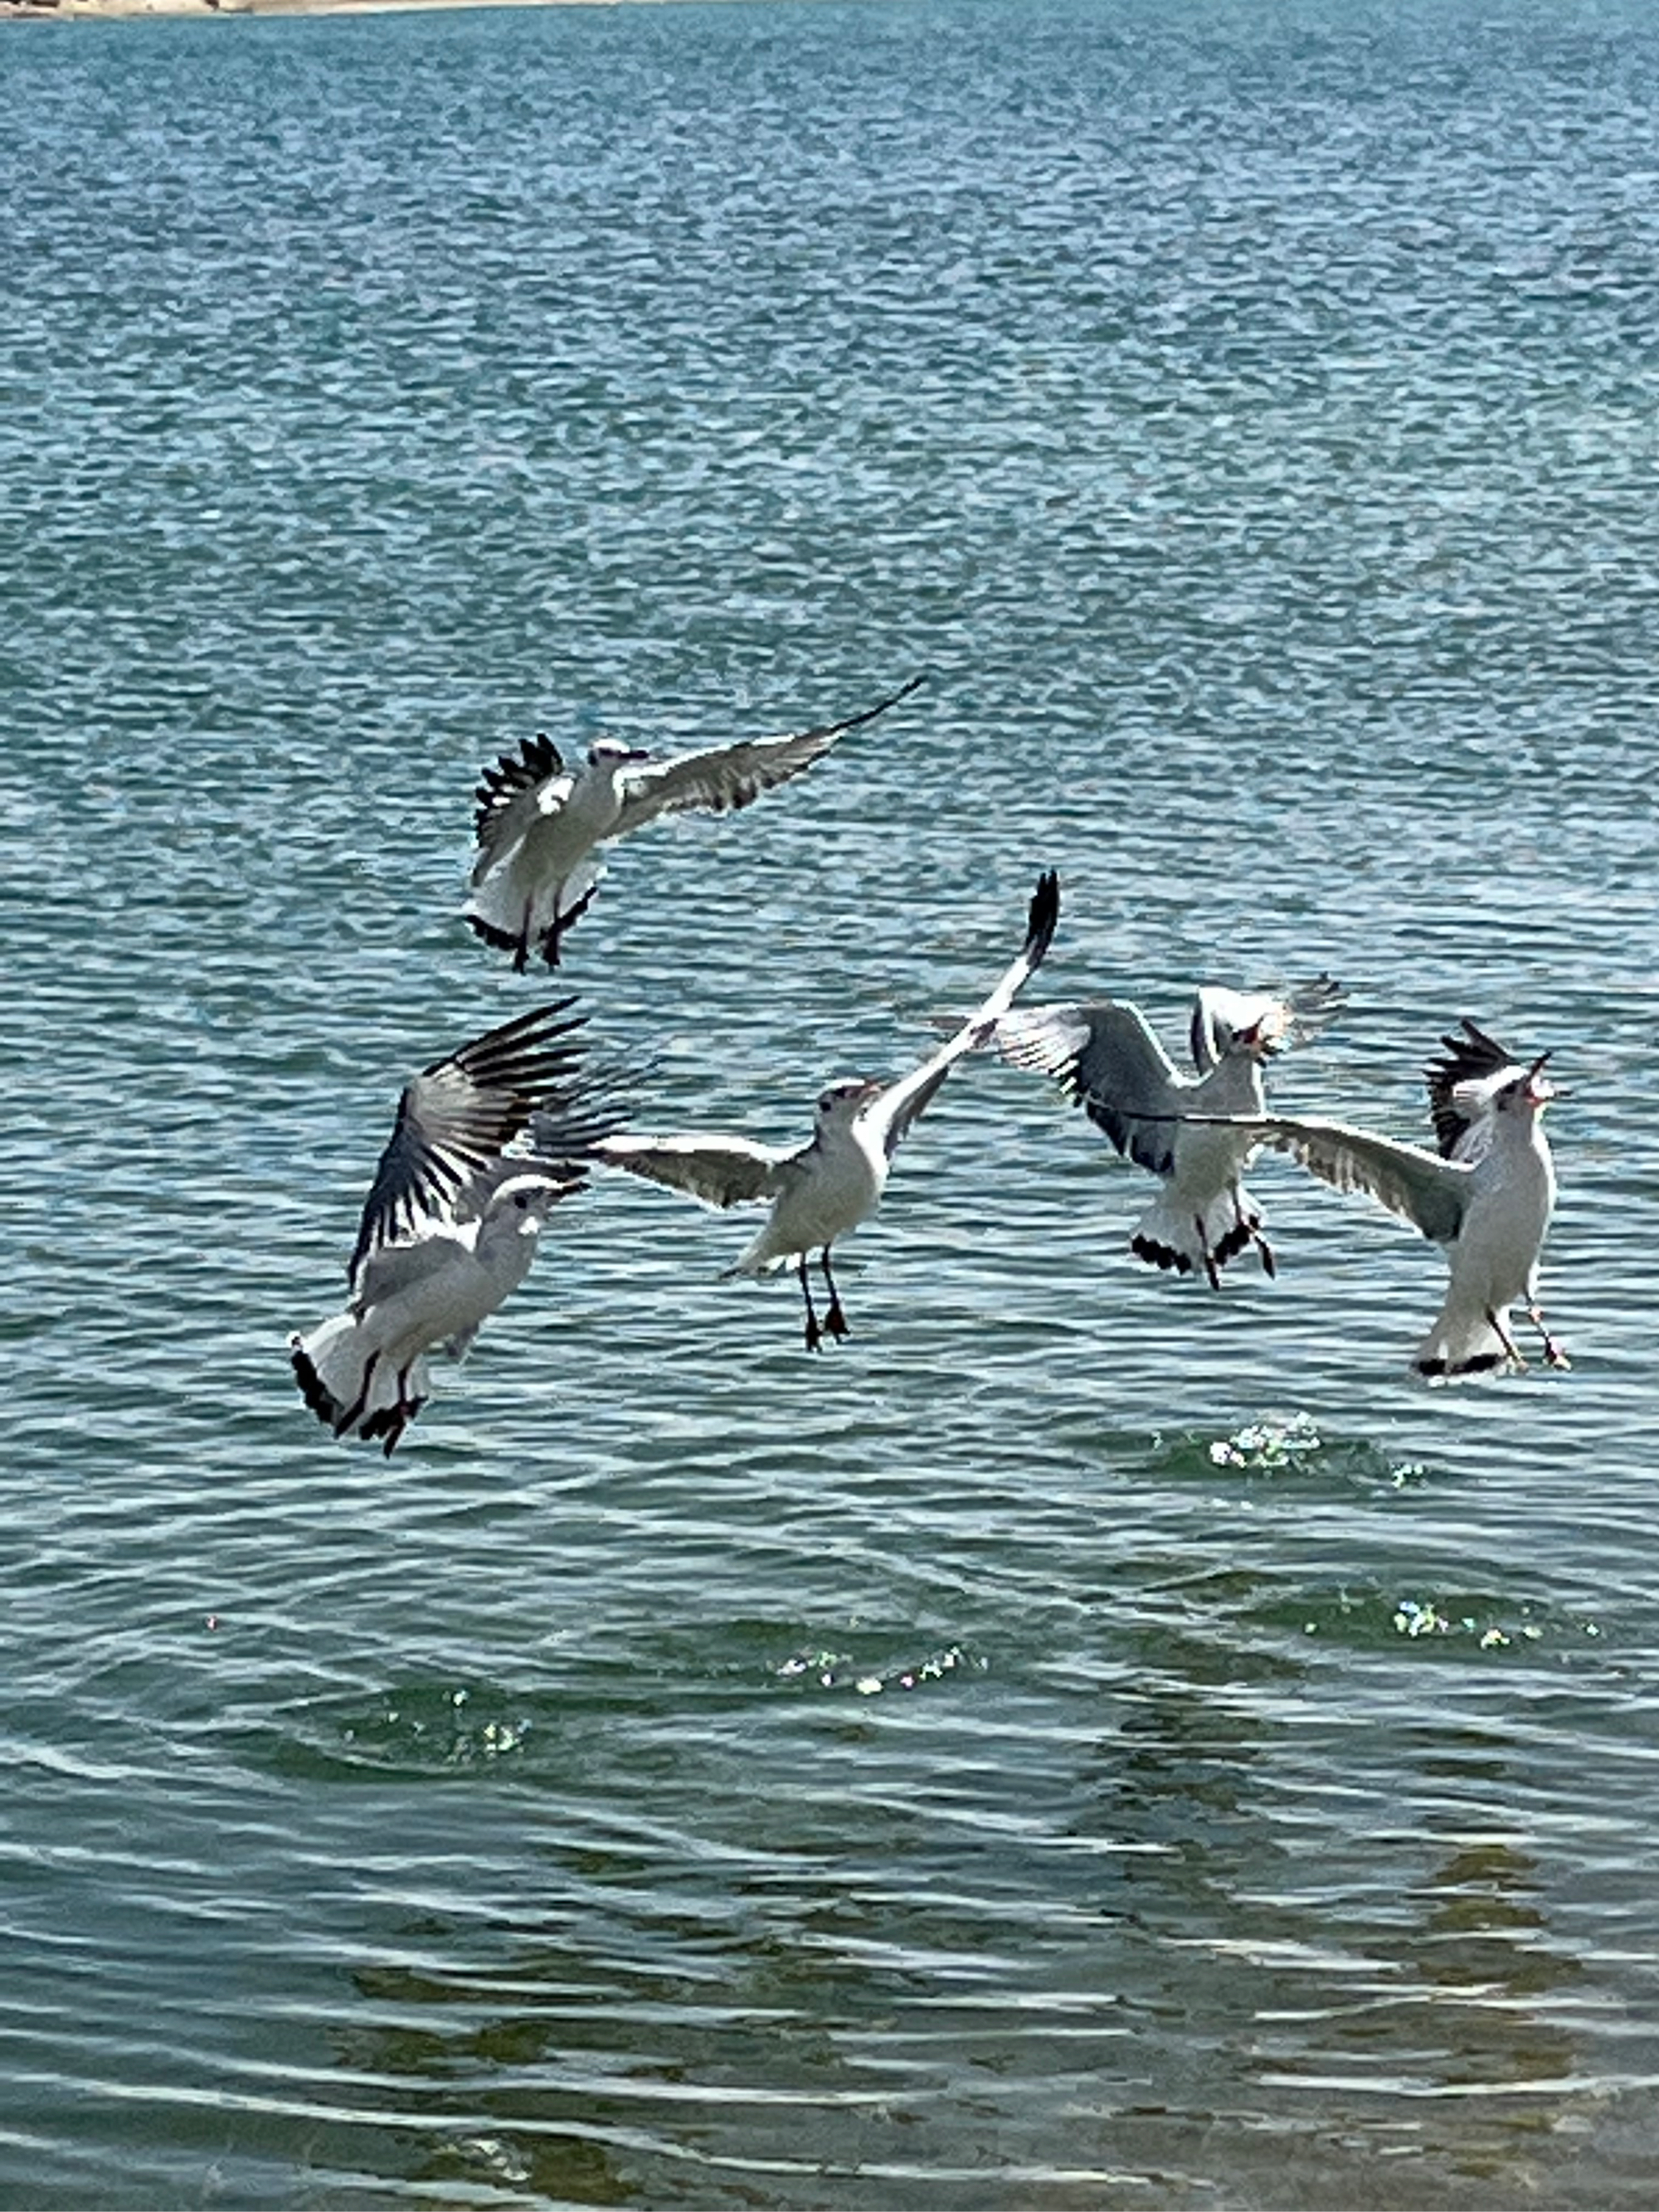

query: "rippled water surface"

left=4, top=0, right=1659, bottom=2203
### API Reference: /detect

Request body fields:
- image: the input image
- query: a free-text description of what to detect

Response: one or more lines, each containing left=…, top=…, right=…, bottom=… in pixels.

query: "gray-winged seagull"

left=592, top=871, right=1060, bottom=1349
left=992, top=976, right=1346, bottom=1286
left=1228, top=1018, right=1567, bottom=1378
left=466, top=674, right=925, bottom=971
left=289, top=1001, right=628, bottom=1454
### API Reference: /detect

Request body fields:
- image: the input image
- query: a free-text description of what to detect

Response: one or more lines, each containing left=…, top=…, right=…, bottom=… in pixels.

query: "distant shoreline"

left=3, top=0, right=652, bottom=19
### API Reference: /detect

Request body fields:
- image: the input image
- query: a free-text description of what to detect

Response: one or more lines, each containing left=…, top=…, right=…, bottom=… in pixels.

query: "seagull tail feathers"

left=465, top=858, right=605, bottom=971
left=289, top=1317, right=426, bottom=1450
left=722, top=1221, right=795, bottom=1278
left=1413, top=1298, right=1515, bottom=1379
left=1129, top=1184, right=1263, bottom=1287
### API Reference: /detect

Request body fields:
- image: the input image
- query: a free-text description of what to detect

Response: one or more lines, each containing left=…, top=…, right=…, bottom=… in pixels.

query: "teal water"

left=4, top=1, right=1659, bottom=2204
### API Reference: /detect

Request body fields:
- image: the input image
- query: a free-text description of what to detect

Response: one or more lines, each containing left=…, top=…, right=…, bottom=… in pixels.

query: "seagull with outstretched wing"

left=289, top=1001, right=630, bottom=1454
left=993, top=976, right=1345, bottom=1286
left=593, top=871, right=1060, bottom=1349
left=466, top=675, right=925, bottom=971
left=1209, top=1018, right=1567, bottom=1377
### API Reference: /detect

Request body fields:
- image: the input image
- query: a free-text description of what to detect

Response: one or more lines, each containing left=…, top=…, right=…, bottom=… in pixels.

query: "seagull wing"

left=1284, top=973, right=1350, bottom=1038
left=997, top=995, right=1190, bottom=1177
left=471, top=732, right=574, bottom=881
left=1248, top=1112, right=1472, bottom=1245
left=1189, top=974, right=1347, bottom=1073
left=609, top=675, right=925, bottom=835
left=1424, top=1018, right=1524, bottom=1159
left=351, top=1227, right=472, bottom=1314
left=348, top=1000, right=591, bottom=1286
left=591, top=1131, right=800, bottom=1210
left=864, top=868, right=1060, bottom=1159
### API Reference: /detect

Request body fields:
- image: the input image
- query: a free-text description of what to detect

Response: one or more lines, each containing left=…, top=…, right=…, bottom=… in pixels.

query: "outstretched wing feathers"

left=611, top=675, right=925, bottom=836
left=348, top=1001, right=592, bottom=1286
left=1285, top=974, right=1348, bottom=1036
left=866, top=868, right=1061, bottom=1158
left=1248, top=1113, right=1471, bottom=1247
left=591, top=1132, right=800, bottom=1210
left=1189, top=974, right=1347, bottom=1075
left=471, top=733, right=572, bottom=876
left=1425, top=1018, right=1523, bottom=1159
left=524, top=1069, right=639, bottom=1166
left=998, top=997, right=1188, bottom=1177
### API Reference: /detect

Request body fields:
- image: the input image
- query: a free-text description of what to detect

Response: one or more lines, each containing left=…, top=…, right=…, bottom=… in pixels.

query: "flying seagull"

left=1208, top=1018, right=1567, bottom=1378
left=289, top=1001, right=627, bottom=1455
left=991, top=976, right=1346, bottom=1286
left=592, top=870, right=1061, bottom=1349
left=466, top=673, right=926, bottom=971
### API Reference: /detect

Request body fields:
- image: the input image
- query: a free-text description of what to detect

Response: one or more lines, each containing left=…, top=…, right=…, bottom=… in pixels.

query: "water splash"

left=1391, top=1598, right=1603, bottom=1650
left=773, top=1642, right=984, bottom=1696
left=1209, top=1411, right=1323, bottom=1471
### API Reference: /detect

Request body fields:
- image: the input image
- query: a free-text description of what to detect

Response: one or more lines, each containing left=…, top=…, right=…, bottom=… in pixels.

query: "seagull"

left=289, top=1001, right=628, bottom=1455
left=991, top=976, right=1346, bottom=1286
left=591, top=871, right=1060, bottom=1349
left=1209, top=1018, right=1568, bottom=1378
left=465, top=674, right=925, bottom=971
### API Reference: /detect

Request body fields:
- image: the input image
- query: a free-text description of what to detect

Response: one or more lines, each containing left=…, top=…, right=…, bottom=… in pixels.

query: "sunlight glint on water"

left=2, top=2, right=1658, bottom=2205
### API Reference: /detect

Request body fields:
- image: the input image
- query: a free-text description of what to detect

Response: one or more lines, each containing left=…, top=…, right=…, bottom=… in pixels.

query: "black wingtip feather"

left=473, top=731, right=565, bottom=842
left=1025, top=868, right=1061, bottom=960
left=1423, top=1016, right=1527, bottom=1157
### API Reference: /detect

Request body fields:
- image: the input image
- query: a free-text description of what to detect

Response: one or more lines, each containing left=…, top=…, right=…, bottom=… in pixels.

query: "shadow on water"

left=244, top=1602, right=1632, bottom=2211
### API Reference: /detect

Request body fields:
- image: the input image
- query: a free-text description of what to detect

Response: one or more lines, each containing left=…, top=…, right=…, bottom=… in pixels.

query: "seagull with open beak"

left=1213, top=1019, right=1568, bottom=1378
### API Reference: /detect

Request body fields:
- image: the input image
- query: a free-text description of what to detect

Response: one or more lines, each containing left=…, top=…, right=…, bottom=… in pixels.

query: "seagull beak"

left=1524, top=1051, right=1558, bottom=1106
left=1237, top=1019, right=1274, bottom=1061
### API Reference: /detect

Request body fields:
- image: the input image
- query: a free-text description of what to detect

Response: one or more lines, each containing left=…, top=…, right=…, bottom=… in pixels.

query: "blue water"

left=4, top=1, right=1659, bottom=2203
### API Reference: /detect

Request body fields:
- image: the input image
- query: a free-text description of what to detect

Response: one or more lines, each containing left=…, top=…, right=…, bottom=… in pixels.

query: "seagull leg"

left=541, top=892, right=568, bottom=972
left=395, top=1361, right=422, bottom=1422
left=1528, top=1303, right=1572, bottom=1369
left=333, top=1349, right=380, bottom=1437
left=1194, top=1215, right=1222, bottom=1292
left=1239, top=1200, right=1277, bottom=1279
left=542, top=882, right=596, bottom=970
left=797, top=1257, right=823, bottom=1352
left=820, top=1247, right=851, bottom=1339
left=1485, top=1306, right=1527, bottom=1370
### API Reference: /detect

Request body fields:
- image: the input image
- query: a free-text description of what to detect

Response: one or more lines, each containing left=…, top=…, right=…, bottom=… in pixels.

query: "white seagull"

left=289, top=1001, right=627, bottom=1455
left=992, top=976, right=1346, bottom=1286
left=466, top=674, right=925, bottom=971
left=1225, top=1018, right=1568, bottom=1378
left=592, top=871, right=1060, bottom=1349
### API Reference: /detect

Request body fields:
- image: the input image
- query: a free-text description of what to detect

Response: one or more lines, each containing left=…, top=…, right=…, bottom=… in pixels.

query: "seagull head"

left=586, top=737, right=653, bottom=771
left=1218, top=1009, right=1292, bottom=1063
left=1520, top=1051, right=1559, bottom=1109
left=815, top=1077, right=886, bottom=1130
left=482, top=1169, right=577, bottom=1231
left=1489, top=1053, right=1559, bottom=1117
left=1194, top=988, right=1297, bottom=1067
